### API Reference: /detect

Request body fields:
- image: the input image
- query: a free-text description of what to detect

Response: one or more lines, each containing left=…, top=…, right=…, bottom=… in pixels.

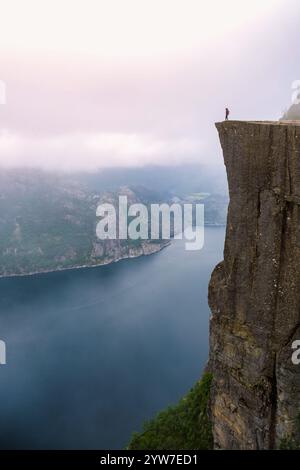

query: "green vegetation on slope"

left=279, top=413, right=300, bottom=450
left=0, top=168, right=228, bottom=276
left=128, top=373, right=213, bottom=450
left=0, top=170, right=163, bottom=276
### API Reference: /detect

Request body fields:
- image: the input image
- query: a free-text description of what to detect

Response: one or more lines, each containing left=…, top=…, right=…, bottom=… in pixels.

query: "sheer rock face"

left=208, top=121, right=300, bottom=449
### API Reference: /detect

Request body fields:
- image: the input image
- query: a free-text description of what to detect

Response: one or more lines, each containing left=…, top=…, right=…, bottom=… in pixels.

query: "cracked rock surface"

left=208, top=121, right=300, bottom=449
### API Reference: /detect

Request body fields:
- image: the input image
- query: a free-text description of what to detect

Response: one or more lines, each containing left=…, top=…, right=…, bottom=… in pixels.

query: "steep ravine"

left=208, top=121, right=300, bottom=449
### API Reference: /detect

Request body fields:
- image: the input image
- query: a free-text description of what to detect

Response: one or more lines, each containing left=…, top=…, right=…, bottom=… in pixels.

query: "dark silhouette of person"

left=225, top=107, right=230, bottom=120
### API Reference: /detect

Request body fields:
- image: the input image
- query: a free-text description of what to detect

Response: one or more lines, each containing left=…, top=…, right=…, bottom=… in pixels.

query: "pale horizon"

left=0, top=0, right=298, bottom=171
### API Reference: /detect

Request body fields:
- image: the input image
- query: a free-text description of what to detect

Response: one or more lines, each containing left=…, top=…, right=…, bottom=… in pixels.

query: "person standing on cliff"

left=225, top=107, right=230, bottom=120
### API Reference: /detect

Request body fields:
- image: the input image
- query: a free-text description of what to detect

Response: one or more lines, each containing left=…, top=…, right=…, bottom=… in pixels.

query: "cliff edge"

left=208, top=120, right=300, bottom=449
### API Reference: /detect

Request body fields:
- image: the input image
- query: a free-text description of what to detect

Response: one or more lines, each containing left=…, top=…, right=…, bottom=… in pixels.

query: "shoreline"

left=0, top=241, right=171, bottom=280
left=0, top=225, right=226, bottom=280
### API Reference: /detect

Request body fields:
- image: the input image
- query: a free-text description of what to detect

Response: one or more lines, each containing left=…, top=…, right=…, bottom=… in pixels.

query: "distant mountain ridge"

left=0, top=168, right=228, bottom=277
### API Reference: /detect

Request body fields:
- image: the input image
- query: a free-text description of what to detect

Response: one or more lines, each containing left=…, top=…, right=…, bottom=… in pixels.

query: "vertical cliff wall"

left=209, top=121, right=300, bottom=449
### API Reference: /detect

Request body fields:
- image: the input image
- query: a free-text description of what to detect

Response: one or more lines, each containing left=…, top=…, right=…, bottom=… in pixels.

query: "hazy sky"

left=0, top=0, right=299, bottom=171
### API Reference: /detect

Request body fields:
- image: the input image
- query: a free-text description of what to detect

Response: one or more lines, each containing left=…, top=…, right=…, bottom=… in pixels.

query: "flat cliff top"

left=216, top=120, right=300, bottom=126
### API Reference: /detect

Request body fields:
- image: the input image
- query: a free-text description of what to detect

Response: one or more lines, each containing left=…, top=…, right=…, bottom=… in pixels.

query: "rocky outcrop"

left=208, top=121, right=300, bottom=449
left=281, top=103, right=300, bottom=120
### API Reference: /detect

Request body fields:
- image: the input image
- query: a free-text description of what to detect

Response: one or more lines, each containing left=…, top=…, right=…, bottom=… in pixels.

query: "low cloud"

left=0, top=129, right=203, bottom=171
left=0, top=0, right=297, bottom=172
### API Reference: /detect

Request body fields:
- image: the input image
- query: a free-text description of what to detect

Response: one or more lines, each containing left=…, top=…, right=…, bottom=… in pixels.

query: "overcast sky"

left=0, top=0, right=299, bottom=171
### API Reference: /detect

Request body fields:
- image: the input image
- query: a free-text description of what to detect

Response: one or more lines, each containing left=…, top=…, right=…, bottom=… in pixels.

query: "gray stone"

left=208, top=121, right=300, bottom=449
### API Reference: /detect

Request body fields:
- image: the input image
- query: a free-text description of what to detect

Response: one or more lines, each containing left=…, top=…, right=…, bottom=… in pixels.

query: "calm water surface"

left=0, top=227, right=225, bottom=449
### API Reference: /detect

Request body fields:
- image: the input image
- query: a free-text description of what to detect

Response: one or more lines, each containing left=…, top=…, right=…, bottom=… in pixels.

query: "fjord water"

left=0, top=227, right=225, bottom=449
